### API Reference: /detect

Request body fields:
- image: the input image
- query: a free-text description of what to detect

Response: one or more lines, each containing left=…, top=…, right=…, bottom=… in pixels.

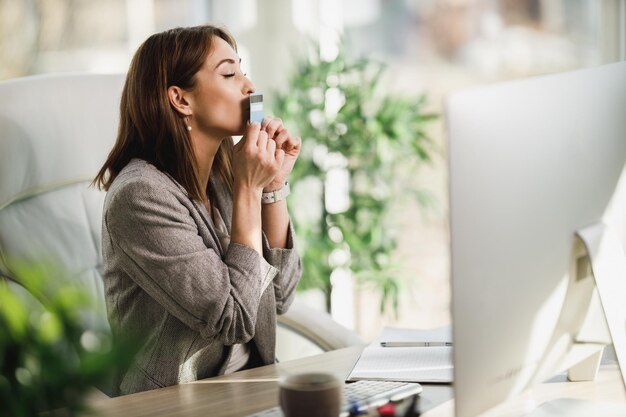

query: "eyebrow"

left=214, top=57, right=242, bottom=70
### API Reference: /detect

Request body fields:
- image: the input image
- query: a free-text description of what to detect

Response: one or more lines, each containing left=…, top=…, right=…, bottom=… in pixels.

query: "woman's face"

left=188, top=36, right=256, bottom=138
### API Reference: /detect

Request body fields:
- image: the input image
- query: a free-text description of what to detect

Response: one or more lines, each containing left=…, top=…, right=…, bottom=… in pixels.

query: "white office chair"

left=0, top=73, right=362, bottom=395
left=0, top=73, right=121, bottom=331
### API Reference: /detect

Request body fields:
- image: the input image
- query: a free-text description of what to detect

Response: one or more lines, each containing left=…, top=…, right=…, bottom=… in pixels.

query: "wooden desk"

left=85, top=346, right=625, bottom=417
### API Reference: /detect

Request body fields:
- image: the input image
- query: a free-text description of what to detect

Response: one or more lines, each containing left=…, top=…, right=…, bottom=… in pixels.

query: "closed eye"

left=223, top=72, right=247, bottom=78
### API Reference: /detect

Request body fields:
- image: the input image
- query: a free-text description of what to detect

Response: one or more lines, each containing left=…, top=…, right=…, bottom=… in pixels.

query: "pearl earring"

left=185, top=116, right=192, bottom=132
left=186, top=125, right=192, bottom=132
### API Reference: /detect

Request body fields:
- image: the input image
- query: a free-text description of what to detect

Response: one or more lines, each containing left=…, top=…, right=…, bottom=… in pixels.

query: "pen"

left=379, top=341, right=453, bottom=347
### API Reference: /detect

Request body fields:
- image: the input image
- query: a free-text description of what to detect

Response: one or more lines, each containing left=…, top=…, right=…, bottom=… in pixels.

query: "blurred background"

left=2, top=0, right=624, bottom=342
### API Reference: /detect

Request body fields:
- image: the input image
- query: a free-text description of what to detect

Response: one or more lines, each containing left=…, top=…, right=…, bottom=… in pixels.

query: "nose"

left=243, top=76, right=256, bottom=95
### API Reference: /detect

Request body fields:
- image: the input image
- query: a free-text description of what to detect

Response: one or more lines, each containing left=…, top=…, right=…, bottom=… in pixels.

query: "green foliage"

left=0, top=263, right=136, bottom=417
left=273, top=42, right=438, bottom=315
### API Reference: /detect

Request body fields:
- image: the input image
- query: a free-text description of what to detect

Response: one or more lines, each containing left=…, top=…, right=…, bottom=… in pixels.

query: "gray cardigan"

left=101, top=159, right=302, bottom=395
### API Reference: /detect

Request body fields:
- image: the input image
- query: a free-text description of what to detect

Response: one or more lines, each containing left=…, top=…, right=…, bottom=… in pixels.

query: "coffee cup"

left=278, top=372, right=342, bottom=417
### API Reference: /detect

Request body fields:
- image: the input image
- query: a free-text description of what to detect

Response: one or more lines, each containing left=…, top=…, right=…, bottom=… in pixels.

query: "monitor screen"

left=446, top=61, right=626, bottom=417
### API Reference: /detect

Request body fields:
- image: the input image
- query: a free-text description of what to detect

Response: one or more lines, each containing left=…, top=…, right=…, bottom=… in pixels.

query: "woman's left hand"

left=261, top=117, right=301, bottom=192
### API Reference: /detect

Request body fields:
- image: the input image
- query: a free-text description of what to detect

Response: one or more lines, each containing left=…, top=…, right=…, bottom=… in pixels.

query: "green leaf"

left=0, top=262, right=139, bottom=416
left=271, top=37, right=439, bottom=315
left=0, top=284, right=28, bottom=339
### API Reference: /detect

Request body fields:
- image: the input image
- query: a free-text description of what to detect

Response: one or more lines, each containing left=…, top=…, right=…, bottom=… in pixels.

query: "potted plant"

left=0, top=262, right=135, bottom=416
left=272, top=42, right=438, bottom=316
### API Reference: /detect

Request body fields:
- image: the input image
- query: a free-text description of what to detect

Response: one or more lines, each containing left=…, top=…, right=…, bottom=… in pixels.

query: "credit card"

left=249, top=93, right=264, bottom=124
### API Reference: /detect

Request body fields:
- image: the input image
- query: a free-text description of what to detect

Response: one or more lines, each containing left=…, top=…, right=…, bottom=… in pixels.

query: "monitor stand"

left=525, top=222, right=626, bottom=416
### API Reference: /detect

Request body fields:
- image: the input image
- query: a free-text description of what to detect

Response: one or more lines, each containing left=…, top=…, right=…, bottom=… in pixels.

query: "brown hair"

left=93, top=25, right=235, bottom=199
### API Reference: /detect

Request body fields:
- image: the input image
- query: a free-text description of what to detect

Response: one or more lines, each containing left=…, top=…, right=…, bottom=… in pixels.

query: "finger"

left=244, top=121, right=262, bottom=150
left=273, top=129, right=290, bottom=149
left=265, top=118, right=283, bottom=139
left=261, top=116, right=272, bottom=131
left=267, top=137, right=276, bottom=156
left=291, top=136, right=302, bottom=153
left=257, top=130, right=268, bottom=151
left=274, top=148, right=285, bottom=168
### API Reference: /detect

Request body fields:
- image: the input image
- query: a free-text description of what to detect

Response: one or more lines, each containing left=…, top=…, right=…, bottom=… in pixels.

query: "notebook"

left=347, top=326, right=453, bottom=383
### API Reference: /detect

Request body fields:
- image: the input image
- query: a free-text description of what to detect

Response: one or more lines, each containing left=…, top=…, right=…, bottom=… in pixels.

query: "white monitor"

left=446, top=61, right=626, bottom=417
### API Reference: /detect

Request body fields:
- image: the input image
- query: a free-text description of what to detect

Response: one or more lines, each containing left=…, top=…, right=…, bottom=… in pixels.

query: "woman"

left=94, top=25, right=302, bottom=395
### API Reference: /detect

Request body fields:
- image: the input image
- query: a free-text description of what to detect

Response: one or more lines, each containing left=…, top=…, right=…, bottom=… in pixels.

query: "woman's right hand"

left=232, top=121, right=285, bottom=192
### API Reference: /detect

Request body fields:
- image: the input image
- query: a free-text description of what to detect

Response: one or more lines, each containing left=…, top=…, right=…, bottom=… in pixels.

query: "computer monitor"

left=446, top=60, right=626, bottom=417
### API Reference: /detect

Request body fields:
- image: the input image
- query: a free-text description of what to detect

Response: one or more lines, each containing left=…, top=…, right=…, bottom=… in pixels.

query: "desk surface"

left=86, top=346, right=625, bottom=417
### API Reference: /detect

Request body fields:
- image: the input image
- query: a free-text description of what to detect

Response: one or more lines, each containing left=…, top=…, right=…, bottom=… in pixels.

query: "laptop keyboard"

left=247, top=379, right=423, bottom=416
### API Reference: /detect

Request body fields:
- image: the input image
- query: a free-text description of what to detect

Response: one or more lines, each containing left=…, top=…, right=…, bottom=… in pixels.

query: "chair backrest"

left=0, top=73, right=125, bottom=329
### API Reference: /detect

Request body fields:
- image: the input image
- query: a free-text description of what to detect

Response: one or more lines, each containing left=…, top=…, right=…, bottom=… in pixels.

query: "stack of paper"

left=347, top=326, right=453, bottom=383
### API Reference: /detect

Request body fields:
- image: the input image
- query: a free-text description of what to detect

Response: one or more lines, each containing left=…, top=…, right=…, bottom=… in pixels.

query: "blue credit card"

left=249, top=93, right=263, bottom=124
